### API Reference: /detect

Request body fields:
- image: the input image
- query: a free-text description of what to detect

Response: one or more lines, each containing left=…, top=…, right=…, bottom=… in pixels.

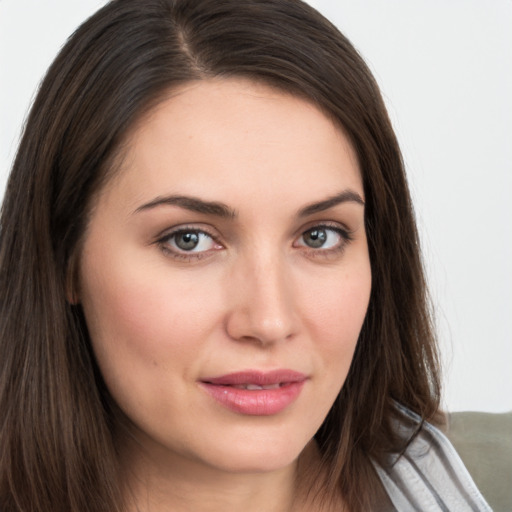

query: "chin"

left=206, top=451, right=301, bottom=475
left=194, top=428, right=312, bottom=474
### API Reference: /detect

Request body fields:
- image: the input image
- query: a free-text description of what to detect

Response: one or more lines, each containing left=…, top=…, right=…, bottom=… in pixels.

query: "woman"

left=0, top=1, right=492, bottom=511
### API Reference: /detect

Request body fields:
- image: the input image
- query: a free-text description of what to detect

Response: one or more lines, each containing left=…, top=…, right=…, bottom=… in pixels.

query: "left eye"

left=296, top=226, right=344, bottom=250
left=163, top=229, right=217, bottom=253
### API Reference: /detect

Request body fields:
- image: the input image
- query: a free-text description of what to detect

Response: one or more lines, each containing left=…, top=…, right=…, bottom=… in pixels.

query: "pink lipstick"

left=200, top=370, right=307, bottom=416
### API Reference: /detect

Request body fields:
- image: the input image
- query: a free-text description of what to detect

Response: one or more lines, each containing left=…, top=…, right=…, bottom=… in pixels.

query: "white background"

left=1, top=1, right=511, bottom=412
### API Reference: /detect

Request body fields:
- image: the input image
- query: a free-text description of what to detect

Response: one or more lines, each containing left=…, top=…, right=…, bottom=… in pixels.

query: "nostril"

left=224, top=266, right=298, bottom=344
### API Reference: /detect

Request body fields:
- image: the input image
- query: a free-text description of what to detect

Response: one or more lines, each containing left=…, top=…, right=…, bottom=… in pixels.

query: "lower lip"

left=200, top=381, right=306, bottom=416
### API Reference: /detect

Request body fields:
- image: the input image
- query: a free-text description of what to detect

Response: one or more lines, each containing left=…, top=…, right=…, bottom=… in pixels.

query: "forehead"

left=99, top=78, right=363, bottom=212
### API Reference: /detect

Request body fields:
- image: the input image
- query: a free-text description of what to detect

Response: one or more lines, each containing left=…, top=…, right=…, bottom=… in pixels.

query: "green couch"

left=447, top=411, right=512, bottom=512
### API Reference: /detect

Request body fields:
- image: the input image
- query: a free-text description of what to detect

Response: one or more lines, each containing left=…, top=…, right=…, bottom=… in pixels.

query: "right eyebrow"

left=133, top=194, right=237, bottom=218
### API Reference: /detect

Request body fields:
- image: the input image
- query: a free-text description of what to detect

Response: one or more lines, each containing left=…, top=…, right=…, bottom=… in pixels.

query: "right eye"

left=157, top=227, right=223, bottom=259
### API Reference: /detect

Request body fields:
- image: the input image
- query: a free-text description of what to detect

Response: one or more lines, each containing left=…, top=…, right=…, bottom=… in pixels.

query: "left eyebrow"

left=298, top=190, right=365, bottom=217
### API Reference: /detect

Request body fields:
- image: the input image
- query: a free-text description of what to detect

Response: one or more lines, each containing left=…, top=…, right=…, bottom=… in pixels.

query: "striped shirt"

left=373, top=407, right=493, bottom=511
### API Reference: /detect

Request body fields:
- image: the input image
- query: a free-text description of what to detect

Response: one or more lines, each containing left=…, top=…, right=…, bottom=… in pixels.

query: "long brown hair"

left=0, top=1, right=441, bottom=510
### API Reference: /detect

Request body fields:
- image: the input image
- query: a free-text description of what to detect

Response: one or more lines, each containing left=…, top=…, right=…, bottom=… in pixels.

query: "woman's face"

left=78, top=79, right=371, bottom=475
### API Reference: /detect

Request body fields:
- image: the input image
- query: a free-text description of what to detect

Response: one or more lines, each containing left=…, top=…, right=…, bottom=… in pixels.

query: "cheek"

left=79, top=259, right=226, bottom=437
left=79, top=252, right=222, bottom=394
left=83, top=253, right=207, bottom=342
left=300, top=261, right=372, bottom=386
left=306, top=265, right=371, bottom=343
left=285, top=262, right=371, bottom=434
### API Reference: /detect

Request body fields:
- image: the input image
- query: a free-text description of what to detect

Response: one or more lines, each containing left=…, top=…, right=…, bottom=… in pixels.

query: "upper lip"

left=201, top=369, right=307, bottom=386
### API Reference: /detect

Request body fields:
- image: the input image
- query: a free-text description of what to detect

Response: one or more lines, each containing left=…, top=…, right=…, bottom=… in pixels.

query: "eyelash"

left=156, top=226, right=222, bottom=261
left=155, top=223, right=354, bottom=262
left=295, top=223, right=354, bottom=259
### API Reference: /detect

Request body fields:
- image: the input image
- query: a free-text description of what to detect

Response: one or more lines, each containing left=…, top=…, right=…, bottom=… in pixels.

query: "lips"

left=200, top=370, right=307, bottom=416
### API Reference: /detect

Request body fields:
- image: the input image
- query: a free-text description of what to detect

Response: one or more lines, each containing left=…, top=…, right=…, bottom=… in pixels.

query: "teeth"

left=246, top=384, right=264, bottom=390
left=233, top=383, right=282, bottom=390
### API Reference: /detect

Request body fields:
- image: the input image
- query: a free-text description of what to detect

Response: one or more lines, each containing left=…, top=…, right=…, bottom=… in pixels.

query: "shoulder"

left=373, top=405, right=493, bottom=511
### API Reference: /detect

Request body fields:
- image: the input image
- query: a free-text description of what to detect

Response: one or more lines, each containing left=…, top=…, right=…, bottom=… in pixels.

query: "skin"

left=78, top=78, right=372, bottom=512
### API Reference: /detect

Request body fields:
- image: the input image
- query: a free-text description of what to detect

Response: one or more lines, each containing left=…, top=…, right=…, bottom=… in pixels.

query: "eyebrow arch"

left=134, top=195, right=236, bottom=218
left=298, top=190, right=365, bottom=217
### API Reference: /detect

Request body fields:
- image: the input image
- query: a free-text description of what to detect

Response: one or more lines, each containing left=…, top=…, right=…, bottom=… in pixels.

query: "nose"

left=224, top=251, right=298, bottom=346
